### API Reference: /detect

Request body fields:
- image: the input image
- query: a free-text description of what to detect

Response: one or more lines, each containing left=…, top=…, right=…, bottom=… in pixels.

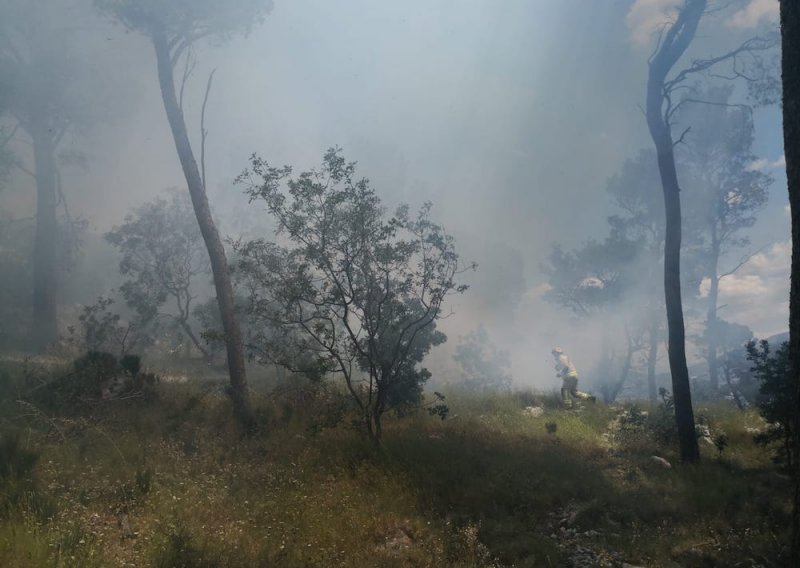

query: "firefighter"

left=552, top=347, right=595, bottom=407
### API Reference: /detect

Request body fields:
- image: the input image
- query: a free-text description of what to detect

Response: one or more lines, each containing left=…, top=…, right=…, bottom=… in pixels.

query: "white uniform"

left=553, top=350, right=591, bottom=405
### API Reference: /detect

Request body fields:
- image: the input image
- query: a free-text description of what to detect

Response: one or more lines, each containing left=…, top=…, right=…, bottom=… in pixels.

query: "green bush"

left=747, top=339, right=794, bottom=471
left=612, top=391, right=677, bottom=451
left=29, top=351, right=157, bottom=413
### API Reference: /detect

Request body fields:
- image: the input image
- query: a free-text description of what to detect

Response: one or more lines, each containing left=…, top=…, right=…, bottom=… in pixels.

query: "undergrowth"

left=0, top=357, right=791, bottom=567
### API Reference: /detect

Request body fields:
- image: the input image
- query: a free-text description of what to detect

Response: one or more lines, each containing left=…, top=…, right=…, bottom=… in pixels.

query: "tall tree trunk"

left=779, top=0, right=800, bottom=560
left=151, top=29, right=253, bottom=430
left=607, top=332, right=635, bottom=403
left=645, top=0, right=703, bottom=464
left=30, top=118, right=58, bottom=352
left=177, top=318, right=212, bottom=362
left=706, top=237, right=721, bottom=391
left=647, top=315, right=659, bottom=404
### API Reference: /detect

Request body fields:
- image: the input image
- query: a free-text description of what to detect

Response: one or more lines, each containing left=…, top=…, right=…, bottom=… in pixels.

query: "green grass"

left=0, top=357, right=792, bottom=567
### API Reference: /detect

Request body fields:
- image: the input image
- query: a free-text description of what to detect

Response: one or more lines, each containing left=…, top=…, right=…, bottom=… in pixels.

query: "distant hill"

left=766, top=331, right=789, bottom=345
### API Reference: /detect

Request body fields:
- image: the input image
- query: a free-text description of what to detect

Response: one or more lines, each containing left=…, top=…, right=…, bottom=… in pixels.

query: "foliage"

left=612, top=389, right=679, bottom=450
left=106, top=191, right=212, bottom=359
left=424, top=391, right=449, bottom=421
left=452, top=325, right=512, bottom=392
left=235, top=148, right=470, bottom=442
left=746, top=339, right=794, bottom=471
left=544, top=236, right=639, bottom=317
left=606, top=149, right=664, bottom=247
left=696, top=320, right=756, bottom=404
left=28, top=351, right=157, bottom=413
left=192, top=297, right=228, bottom=359
left=0, top=0, right=102, bottom=135
left=66, top=295, right=150, bottom=357
left=95, top=0, right=273, bottom=45
left=677, top=86, right=771, bottom=306
left=679, top=87, right=770, bottom=248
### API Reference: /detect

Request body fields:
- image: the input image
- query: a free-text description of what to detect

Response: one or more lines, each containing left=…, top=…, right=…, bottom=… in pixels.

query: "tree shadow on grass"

left=378, top=423, right=791, bottom=567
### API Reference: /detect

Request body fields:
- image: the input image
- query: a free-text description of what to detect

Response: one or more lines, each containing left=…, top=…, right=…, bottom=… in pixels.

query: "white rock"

left=523, top=406, right=545, bottom=417
left=650, top=455, right=672, bottom=469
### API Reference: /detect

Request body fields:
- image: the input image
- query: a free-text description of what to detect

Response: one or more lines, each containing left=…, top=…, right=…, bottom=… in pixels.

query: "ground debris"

left=118, top=513, right=136, bottom=539
left=523, top=406, right=545, bottom=417
left=375, top=527, right=413, bottom=556
left=548, top=504, right=623, bottom=568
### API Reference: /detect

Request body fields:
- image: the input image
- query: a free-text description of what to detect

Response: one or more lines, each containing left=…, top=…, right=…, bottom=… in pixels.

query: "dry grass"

left=0, top=358, right=792, bottom=567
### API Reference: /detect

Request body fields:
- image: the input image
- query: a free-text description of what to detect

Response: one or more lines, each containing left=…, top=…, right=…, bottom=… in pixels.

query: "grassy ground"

left=0, top=357, right=792, bottom=567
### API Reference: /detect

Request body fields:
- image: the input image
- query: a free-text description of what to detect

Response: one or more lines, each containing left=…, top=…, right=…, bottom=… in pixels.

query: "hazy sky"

left=1, top=0, right=788, bottom=388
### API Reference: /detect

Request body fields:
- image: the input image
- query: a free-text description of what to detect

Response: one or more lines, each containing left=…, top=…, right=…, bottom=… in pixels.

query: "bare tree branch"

left=719, top=244, right=769, bottom=279
left=200, top=68, right=216, bottom=192
left=178, top=48, right=196, bottom=112
left=13, top=158, right=36, bottom=180
left=673, top=126, right=692, bottom=148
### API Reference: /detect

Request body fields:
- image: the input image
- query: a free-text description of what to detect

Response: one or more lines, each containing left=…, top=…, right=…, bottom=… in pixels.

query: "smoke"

left=0, top=0, right=789, bottom=396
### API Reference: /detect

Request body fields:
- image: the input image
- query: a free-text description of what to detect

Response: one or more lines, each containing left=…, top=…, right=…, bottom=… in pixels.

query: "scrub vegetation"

left=0, top=356, right=791, bottom=567
left=1, top=0, right=799, bottom=565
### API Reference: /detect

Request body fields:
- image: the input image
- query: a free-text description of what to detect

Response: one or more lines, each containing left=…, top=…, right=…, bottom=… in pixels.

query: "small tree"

left=645, top=0, right=707, bottom=464
left=544, top=237, right=639, bottom=318
left=235, top=149, right=470, bottom=444
left=678, top=86, right=771, bottom=392
left=95, top=0, right=273, bottom=429
left=453, top=325, right=512, bottom=393
left=106, top=191, right=212, bottom=361
left=0, top=0, right=103, bottom=350
left=747, top=340, right=794, bottom=472
left=65, top=295, right=149, bottom=358
left=711, top=320, right=755, bottom=410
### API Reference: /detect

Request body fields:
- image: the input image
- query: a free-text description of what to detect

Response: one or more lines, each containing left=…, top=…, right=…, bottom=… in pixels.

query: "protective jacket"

left=554, top=353, right=578, bottom=379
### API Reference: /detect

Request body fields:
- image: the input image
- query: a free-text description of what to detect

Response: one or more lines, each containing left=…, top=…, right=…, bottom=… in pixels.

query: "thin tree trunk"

left=645, top=0, right=703, bottom=464
left=779, top=0, right=800, bottom=560
left=706, top=236, right=721, bottom=391
left=607, top=334, right=635, bottom=404
left=178, top=318, right=211, bottom=362
left=30, top=119, right=58, bottom=352
left=647, top=317, right=659, bottom=404
left=722, top=358, right=745, bottom=411
left=152, top=29, right=253, bottom=430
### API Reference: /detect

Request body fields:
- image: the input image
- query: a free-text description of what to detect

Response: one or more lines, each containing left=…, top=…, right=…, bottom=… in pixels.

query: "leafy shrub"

left=613, top=391, right=677, bottom=450
left=647, top=388, right=678, bottom=446
left=30, top=351, right=157, bottom=412
left=65, top=296, right=147, bottom=356
left=746, top=339, right=794, bottom=471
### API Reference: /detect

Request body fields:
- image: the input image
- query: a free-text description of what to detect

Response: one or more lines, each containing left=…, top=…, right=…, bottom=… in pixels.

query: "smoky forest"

left=2, top=1, right=800, bottom=567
